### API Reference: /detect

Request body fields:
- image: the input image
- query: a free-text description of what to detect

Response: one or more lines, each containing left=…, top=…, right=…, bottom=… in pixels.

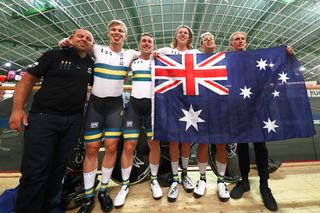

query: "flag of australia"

left=153, top=46, right=315, bottom=144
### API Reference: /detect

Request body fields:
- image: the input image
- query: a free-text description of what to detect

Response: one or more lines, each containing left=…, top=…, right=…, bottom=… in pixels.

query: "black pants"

left=16, top=112, right=83, bottom=213
left=237, top=142, right=269, bottom=187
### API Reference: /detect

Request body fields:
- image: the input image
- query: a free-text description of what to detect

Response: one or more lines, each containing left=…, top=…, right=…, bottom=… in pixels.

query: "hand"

left=152, top=51, right=160, bottom=58
left=59, top=38, right=71, bottom=48
left=286, top=45, right=295, bottom=55
left=9, top=110, right=28, bottom=131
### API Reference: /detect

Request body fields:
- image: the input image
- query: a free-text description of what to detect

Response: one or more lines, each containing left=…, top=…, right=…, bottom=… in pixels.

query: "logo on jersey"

left=126, top=121, right=133, bottom=127
left=87, top=67, right=92, bottom=74
left=90, top=122, right=99, bottom=128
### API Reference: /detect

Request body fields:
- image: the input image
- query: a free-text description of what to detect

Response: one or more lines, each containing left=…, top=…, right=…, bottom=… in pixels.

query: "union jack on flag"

left=154, top=52, right=229, bottom=96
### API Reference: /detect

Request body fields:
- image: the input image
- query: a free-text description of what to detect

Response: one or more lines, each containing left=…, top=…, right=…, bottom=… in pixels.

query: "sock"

left=181, top=156, right=189, bottom=176
left=150, top=163, right=159, bottom=181
left=181, top=156, right=189, bottom=170
left=83, top=169, right=97, bottom=198
left=215, top=160, right=227, bottom=177
left=121, top=166, right=132, bottom=186
left=173, top=173, right=179, bottom=183
left=171, top=161, right=179, bottom=176
left=198, top=162, right=208, bottom=181
left=171, top=161, right=179, bottom=182
left=100, top=166, right=113, bottom=192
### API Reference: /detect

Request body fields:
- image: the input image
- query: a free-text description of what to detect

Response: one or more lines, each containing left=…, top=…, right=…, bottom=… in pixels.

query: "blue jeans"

left=16, top=112, right=83, bottom=213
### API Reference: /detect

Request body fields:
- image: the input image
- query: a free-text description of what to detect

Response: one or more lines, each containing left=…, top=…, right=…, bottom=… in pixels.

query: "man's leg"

left=254, top=143, right=278, bottom=211
left=230, top=143, right=250, bottom=199
left=167, top=141, right=180, bottom=202
left=181, top=142, right=194, bottom=193
left=148, top=139, right=162, bottom=200
left=113, top=139, right=137, bottom=208
left=78, top=99, right=104, bottom=213
left=215, top=144, right=230, bottom=202
left=98, top=96, right=123, bottom=212
left=193, top=144, right=208, bottom=198
left=16, top=113, right=62, bottom=213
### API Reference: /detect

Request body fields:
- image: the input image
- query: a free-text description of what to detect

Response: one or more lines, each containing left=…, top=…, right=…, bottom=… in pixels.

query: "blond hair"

left=229, top=31, right=247, bottom=43
left=200, top=32, right=214, bottom=45
left=107, top=20, right=127, bottom=35
left=171, top=25, right=194, bottom=49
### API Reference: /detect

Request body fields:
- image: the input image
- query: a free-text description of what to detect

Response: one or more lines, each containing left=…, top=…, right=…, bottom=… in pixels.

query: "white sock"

left=101, top=166, right=113, bottom=186
left=215, top=160, right=227, bottom=177
left=171, top=161, right=179, bottom=175
left=198, top=162, right=208, bottom=175
left=83, top=169, right=97, bottom=197
left=121, top=166, right=133, bottom=182
left=181, top=156, right=189, bottom=169
left=149, top=163, right=159, bottom=177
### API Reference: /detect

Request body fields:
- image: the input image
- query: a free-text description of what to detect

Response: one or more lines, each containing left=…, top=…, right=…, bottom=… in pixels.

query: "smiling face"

left=172, top=25, right=194, bottom=49
left=108, top=23, right=127, bottom=46
left=176, top=27, right=190, bottom=47
left=230, top=32, right=247, bottom=52
left=69, top=29, right=93, bottom=53
left=201, top=34, right=216, bottom=53
left=139, top=34, right=154, bottom=55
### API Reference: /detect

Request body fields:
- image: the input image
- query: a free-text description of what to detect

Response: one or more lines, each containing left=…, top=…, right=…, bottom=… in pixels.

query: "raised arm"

left=286, top=45, right=295, bottom=55
left=58, top=37, right=71, bottom=48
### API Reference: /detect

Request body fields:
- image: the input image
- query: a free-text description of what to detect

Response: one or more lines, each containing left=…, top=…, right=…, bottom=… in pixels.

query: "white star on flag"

left=278, top=72, right=290, bottom=83
left=256, top=58, right=268, bottom=70
left=269, top=62, right=275, bottom=68
left=263, top=118, right=279, bottom=133
left=240, top=86, right=253, bottom=99
left=179, top=105, right=205, bottom=131
left=272, top=90, right=280, bottom=97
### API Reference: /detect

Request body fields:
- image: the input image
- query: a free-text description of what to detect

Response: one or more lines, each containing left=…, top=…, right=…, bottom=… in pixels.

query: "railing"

left=0, top=85, right=319, bottom=172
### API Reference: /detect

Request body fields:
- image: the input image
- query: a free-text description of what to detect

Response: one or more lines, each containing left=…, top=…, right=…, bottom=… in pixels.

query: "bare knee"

left=104, top=139, right=119, bottom=154
left=123, top=141, right=137, bottom=155
left=148, top=140, right=160, bottom=151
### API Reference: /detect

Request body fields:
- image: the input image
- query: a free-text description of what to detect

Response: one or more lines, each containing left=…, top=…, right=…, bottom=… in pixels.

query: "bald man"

left=10, top=29, right=94, bottom=213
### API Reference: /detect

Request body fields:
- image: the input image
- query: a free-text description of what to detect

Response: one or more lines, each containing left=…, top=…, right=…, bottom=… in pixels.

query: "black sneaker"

left=77, top=197, right=94, bottom=213
left=230, top=181, right=250, bottom=199
left=98, top=191, right=113, bottom=212
left=260, top=187, right=278, bottom=211
left=268, top=159, right=282, bottom=173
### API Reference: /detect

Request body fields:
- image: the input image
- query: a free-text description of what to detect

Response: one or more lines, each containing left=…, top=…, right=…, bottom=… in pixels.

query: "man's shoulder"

left=93, top=43, right=108, bottom=50
left=124, top=49, right=138, bottom=54
left=35, top=48, right=60, bottom=60
left=48, top=47, right=64, bottom=53
left=157, top=47, right=173, bottom=54
left=44, top=47, right=71, bottom=57
left=189, top=49, right=201, bottom=53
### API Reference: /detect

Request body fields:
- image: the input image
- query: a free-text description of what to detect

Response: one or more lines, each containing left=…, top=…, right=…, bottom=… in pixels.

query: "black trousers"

left=16, top=112, right=83, bottom=213
left=237, top=142, right=269, bottom=187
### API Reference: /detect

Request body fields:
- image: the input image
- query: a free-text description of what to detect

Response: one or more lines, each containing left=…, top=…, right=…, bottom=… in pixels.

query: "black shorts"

left=123, top=97, right=152, bottom=141
left=83, top=95, right=123, bottom=143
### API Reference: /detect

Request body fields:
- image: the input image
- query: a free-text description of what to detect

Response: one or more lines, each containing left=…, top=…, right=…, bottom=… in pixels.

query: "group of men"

left=9, top=19, right=287, bottom=213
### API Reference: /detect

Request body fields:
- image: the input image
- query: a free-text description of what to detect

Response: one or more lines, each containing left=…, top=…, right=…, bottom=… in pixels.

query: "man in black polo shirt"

left=9, top=29, right=94, bottom=213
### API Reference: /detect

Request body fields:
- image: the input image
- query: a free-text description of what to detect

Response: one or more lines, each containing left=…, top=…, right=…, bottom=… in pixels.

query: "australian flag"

left=153, top=46, right=315, bottom=144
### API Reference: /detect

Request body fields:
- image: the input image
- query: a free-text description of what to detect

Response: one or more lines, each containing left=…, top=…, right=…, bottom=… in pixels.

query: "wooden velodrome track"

left=1, top=161, right=320, bottom=213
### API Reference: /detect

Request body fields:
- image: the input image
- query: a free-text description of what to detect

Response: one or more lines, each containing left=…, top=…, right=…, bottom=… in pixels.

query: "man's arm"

left=58, top=37, right=71, bottom=48
left=9, top=73, right=39, bottom=131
